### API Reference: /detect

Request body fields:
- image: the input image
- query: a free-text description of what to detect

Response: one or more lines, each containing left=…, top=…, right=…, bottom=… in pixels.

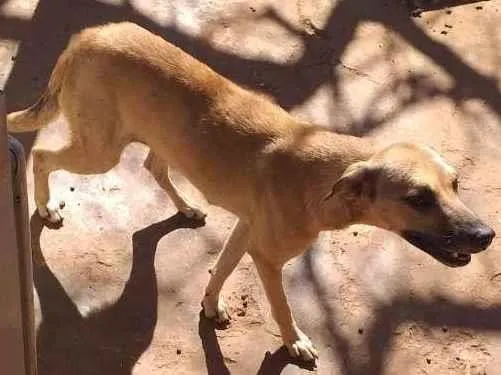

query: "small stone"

left=237, top=309, right=246, bottom=317
left=426, top=358, right=431, bottom=364
left=249, top=6, right=256, bottom=12
left=476, top=5, right=483, bottom=10
left=358, top=328, right=364, bottom=335
left=243, top=301, right=248, bottom=308
left=241, top=294, right=249, bottom=301
left=441, top=30, right=448, bottom=35
left=442, top=326, right=448, bottom=333
left=11, top=55, right=16, bottom=61
left=70, top=186, right=75, bottom=192
left=353, top=231, right=358, bottom=237
left=446, top=9, right=452, bottom=14
left=176, top=348, right=182, bottom=355
left=59, top=201, right=66, bottom=209
left=445, top=24, right=453, bottom=28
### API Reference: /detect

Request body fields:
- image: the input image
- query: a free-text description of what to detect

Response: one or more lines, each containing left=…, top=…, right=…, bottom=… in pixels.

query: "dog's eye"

left=452, top=178, right=459, bottom=192
left=404, top=189, right=435, bottom=211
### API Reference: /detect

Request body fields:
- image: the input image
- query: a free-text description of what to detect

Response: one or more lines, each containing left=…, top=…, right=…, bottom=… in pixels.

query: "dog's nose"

left=473, top=226, right=495, bottom=250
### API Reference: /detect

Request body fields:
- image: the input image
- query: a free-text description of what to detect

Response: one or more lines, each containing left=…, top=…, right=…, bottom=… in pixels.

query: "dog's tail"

left=7, top=50, right=70, bottom=133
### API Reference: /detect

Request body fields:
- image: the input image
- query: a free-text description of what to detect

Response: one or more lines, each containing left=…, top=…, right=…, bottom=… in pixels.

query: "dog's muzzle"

left=402, top=225, right=495, bottom=267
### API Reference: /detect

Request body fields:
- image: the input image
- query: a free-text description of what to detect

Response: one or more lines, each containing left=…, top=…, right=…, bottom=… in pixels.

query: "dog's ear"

left=324, top=161, right=378, bottom=201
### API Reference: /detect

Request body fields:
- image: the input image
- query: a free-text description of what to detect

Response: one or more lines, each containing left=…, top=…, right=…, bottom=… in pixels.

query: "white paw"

left=285, top=329, right=318, bottom=362
left=202, top=295, right=230, bottom=325
left=38, top=201, right=64, bottom=224
left=180, top=206, right=207, bottom=220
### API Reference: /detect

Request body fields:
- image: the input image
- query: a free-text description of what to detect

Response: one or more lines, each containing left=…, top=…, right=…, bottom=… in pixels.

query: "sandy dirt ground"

left=2, top=0, right=501, bottom=374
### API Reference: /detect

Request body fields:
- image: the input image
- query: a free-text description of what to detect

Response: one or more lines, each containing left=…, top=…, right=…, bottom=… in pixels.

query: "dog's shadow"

left=32, top=212, right=204, bottom=375
left=198, top=313, right=316, bottom=375
left=256, top=347, right=317, bottom=374
left=198, top=311, right=232, bottom=375
left=197, top=299, right=316, bottom=375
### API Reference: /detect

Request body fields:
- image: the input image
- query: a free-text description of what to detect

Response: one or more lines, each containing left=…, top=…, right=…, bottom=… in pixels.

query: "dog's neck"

left=291, top=128, right=376, bottom=231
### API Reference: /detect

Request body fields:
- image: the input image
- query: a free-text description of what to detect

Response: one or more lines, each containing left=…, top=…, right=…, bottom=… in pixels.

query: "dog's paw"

left=285, top=329, right=318, bottom=363
left=180, top=206, right=207, bottom=221
left=202, top=295, right=230, bottom=325
left=37, top=201, right=64, bottom=224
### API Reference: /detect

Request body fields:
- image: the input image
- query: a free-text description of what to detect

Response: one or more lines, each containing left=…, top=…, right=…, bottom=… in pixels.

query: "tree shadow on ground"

left=1, top=0, right=499, bottom=151
left=301, top=248, right=501, bottom=375
left=31, top=212, right=204, bottom=375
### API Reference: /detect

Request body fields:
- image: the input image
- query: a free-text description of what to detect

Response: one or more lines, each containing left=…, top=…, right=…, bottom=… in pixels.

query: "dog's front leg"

left=252, top=254, right=318, bottom=362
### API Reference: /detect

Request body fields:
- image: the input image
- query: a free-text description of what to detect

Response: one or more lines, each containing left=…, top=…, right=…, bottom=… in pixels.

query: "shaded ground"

left=1, top=0, right=501, bottom=374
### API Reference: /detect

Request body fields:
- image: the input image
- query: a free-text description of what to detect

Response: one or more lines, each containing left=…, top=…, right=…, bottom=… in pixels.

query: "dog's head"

left=325, top=143, right=495, bottom=267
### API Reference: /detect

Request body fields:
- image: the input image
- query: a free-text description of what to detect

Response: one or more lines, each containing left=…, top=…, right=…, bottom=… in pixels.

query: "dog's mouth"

left=402, top=231, right=471, bottom=267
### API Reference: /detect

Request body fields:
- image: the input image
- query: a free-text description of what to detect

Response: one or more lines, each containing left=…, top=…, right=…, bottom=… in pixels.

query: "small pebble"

left=11, top=55, right=16, bottom=61
left=441, top=30, right=448, bottom=35
left=249, top=6, right=256, bottom=12
left=358, top=328, right=364, bottom=335
left=444, top=24, right=452, bottom=28
left=70, top=186, right=75, bottom=192
left=476, top=5, right=483, bottom=10
left=353, top=231, right=358, bottom=237
left=442, top=326, right=448, bottom=333
left=59, top=201, right=66, bottom=209
left=176, top=348, right=182, bottom=355
left=426, top=358, right=431, bottom=364
left=243, top=301, right=248, bottom=308
left=241, top=294, right=249, bottom=301
left=237, top=309, right=246, bottom=317
left=446, top=9, right=452, bottom=14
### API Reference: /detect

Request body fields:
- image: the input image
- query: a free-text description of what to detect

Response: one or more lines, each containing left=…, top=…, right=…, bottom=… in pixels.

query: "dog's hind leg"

left=144, top=151, right=207, bottom=220
left=202, top=219, right=249, bottom=324
left=33, top=141, right=123, bottom=223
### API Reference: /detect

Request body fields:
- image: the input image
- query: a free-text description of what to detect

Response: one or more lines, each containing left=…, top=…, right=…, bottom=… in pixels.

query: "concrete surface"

left=2, top=0, right=501, bottom=374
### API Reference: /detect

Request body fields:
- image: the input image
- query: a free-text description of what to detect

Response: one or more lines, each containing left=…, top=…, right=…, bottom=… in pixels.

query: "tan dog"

left=7, top=22, right=495, bottom=362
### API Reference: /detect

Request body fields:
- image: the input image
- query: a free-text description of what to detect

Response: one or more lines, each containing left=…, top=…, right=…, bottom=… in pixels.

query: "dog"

left=7, top=22, right=495, bottom=362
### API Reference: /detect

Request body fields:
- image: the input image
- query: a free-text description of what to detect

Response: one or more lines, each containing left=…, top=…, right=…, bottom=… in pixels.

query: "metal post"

left=0, top=91, right=37, bottom=375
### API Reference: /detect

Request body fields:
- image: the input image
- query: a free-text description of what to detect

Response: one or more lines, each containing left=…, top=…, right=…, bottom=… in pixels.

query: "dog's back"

left=9, top=22, right=309, bottom=216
